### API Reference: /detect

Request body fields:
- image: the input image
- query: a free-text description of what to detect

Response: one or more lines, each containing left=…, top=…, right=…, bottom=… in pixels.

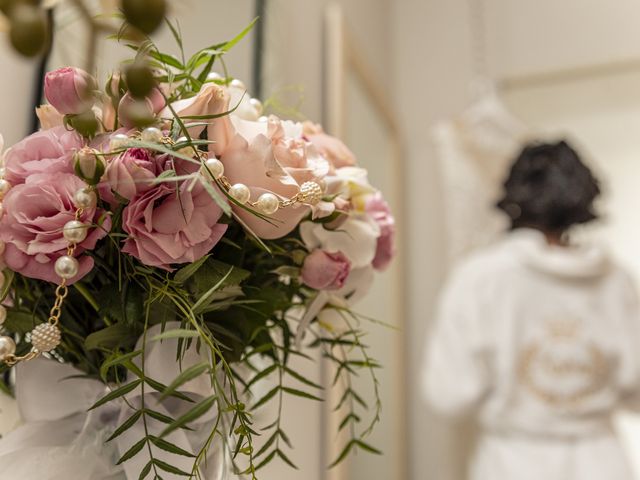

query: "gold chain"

left=3, top=208, right=82, bottom=366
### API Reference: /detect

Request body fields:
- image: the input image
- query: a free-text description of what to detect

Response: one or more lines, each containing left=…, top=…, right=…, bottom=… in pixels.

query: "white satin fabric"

left=0, top=323, right=229, bottom=480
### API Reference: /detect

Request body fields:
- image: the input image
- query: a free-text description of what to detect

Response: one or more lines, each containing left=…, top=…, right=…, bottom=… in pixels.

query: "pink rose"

left=98, top=148, right=157, bottom=205
left=4, top=126, right=83, bottom=185
left=366, top=193, right=396, bottom=271
left=0, top=173, right=111, bottom=284
left=167, top=83, right=233, bottom=156
left=303, top=122, right=356, bottom=169
left=301, top=250, right=351, bottom=290
left=118, top=88, right=166, bottom=128
left=168, top=82, right=330, bottom=239
left=44, top=67, right=96, bottom=115
left=122, top=182, right=228, bottom=270
left=220, top=116, right=329, bottom=239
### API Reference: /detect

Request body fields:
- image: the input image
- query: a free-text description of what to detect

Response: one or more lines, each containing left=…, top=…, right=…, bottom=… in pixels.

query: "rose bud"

left=73, top=148, right=105, bottom=185
left=9, top=3, right=48, bottom=58
left=125, top=62, right=156, bottom=99
left=105, top=71, right=126, bottom=101
left=122, top=0, right=166, bottom=35
left=67, top=109, right=100, bottom=138
left=44, top=67, right=97, bottom=115
left=118, top=89, right=166, bottom=128
left=301, top=249, right=351, bottom=291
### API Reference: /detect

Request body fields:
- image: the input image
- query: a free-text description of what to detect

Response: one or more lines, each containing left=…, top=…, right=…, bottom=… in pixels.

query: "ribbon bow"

left=0, top=323, right=227, bottom=480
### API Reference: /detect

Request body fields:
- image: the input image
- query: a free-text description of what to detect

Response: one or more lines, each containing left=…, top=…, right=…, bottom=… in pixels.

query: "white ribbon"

left=0, top=322, right=228, bottom=480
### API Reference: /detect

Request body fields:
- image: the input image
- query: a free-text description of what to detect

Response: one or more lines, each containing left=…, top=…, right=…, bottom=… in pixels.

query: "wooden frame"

left=322, top=4, right=408, bottom=480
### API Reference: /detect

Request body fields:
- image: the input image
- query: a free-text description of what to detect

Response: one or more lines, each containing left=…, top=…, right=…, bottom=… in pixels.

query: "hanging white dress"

left=432, top=88, right=529, bottom=264
left=423, top=229, right=639, bottom=480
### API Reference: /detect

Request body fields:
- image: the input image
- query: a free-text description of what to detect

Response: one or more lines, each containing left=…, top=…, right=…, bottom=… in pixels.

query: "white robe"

left=423, top=229, right=640, bottom=480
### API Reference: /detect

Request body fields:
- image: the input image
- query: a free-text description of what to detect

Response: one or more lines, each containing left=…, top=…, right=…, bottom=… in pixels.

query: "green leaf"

left=142, top=376, right=194, bottom=403
left=0, top=269, right=14, bottom=302
left=149, top=50, right=184, bottom=69
left=153, top=458, right=191, bottom=476
left=192, top=266, right=234, bottom=314
left=144, top=409, right=174, bottom=425
left=3, top=310, right=37, bottom=335
left=284, top=366, right=323, bottom=390
left=355, top=440, right=382, bottom=455
left=194, top=259, right=249, bottom=290
left=100, top=350, right=143, bottom=382
left=138, top=460, right=153, bottom=480
left=149, top=436, right=195, bottom=457
left=246, top=364, right=277, bottom=390
left=173, top=255, right=211, bottom=284
left=338, top=413, right=361, bottom=432
left=159, top=361, right=210, bottom=401
left=329, top=439, right=356, bottom=468
left=279, top=428, right=292, bottom=449
left=255, top=450, right=276, bottom=470
left=276, top=449, right=298, bottom=469
left=107, top=410, right=142, bottom=442
left=222, top=17, right=258, bottom=53
left=161, top=395, right=217, bottom=438
left=85, top=323, right=135, bottom=351
left=254, top=431, right=278, bottom=458
left=116, top=436, right=147, bottom=465
left=151, top=329, right=199, bottom=342
left=252, top=386, right=279, bottom=410
left=164, top=18, right=184, bottom=63
left=282, top=387, right=322, bottom=402
left=90, top=380, right=142, bottom=410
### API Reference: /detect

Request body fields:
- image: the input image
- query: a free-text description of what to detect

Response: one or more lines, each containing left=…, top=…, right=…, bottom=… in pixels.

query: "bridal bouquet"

left=0, top=20, right=395, bottom=479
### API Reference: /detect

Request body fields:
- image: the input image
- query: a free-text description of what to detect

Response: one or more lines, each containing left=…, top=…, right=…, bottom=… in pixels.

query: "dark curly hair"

left=497, top=140, right=601, bottom=233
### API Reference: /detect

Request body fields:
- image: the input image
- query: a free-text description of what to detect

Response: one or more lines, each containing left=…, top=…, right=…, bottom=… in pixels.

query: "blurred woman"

left=423, top=141, right=639, bottom=480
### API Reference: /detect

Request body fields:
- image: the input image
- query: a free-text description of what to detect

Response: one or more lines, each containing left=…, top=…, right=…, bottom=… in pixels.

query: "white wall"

left=391, top=1, right=476, bottom=479
left=392, top=1, right=640, bottom=479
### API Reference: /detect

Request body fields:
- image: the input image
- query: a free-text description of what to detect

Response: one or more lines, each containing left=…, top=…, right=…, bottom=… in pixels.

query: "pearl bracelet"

left=0, top=166, right=96, bottom=366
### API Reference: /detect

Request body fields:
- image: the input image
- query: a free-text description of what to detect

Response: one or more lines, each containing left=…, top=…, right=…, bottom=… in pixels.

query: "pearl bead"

left=229, top=183, right=251, bottom=204
left=230, top=79, right=245, bottom=90
left=74, top=188, right=97, bottom=209
left=175, top=136, right=194, bottom=157
left=63, top=220, right=89, bottom=244
left=249, top=98, right=263, bottom=115
left=258, top=116, right=268, bottom=123
left=0, top=336, right=16, bottom=360
left=31, top=323, right=61, bottom=353
left=109, top=133, right=129, bottom=151
left=0, top=179, right=11, bottom=199
left=207, top=72, right=222, bottom=81
left=256, top=193, right=279, bottom=215
left=141, top=127, right=163, bottom=143
left=201, top=158, right=224, bottom=179
left=0, top=305, right=6, bottom=325
left=299, top=181, right=323, bottom=205
left=55, top=255, right=79, bottom=279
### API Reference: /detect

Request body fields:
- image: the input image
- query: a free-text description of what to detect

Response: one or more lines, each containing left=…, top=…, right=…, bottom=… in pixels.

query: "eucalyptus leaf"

left=116, top=436, right=147, bottom=465
left=161, top=395, right=217, bottom=438
left=90, top=380, right=142, bottom=411
left=159, top=361, right=210, bottom=401
left=151, top=329, right=199, bottom=342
